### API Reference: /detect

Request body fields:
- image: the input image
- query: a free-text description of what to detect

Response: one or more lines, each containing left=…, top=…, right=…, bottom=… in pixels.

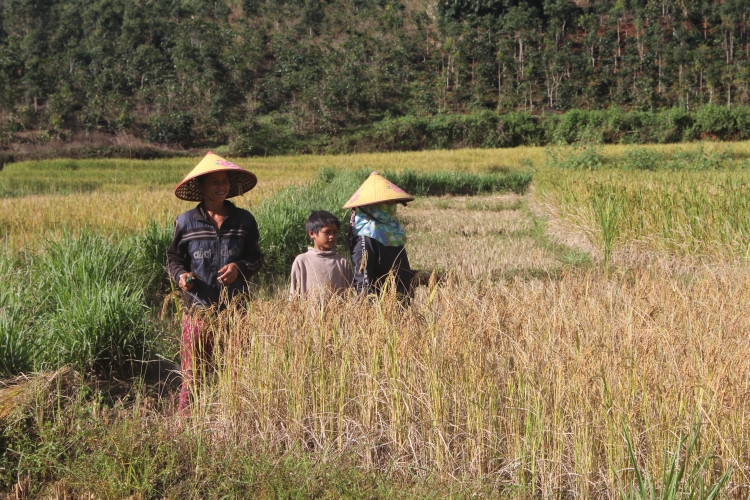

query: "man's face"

left=201, top=172, right=230, bottom=202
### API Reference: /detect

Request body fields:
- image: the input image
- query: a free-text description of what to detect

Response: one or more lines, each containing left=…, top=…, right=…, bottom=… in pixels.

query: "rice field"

left=2, top=142, right=750, bottom=497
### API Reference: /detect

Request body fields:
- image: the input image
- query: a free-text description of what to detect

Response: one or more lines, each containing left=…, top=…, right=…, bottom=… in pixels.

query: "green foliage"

left=690, top=106, right=737, bottom=140
left=333, top=112, right=544, bottom=152
left=0, top=178, right=102, bottom=198
left=254, top=169, right=363, bottom=276
left=0, top=0, right=747, bottom=152
left=145, top=112, right=195, bottom=146
left=229, top=115, right=301, bottom=156
left=0, top=253, right=36, bottom=375
left=384, top=168, right=533, bottom=196
left=537, top=167, right=750, bottom=257
left=547, top=144, right=737, bottom=172
left=40, top=281, right=149, bottom=371
left=0, top=157, right=196, bottom=194
left=0, top=229, right=171, bottom=376
left=667, top=147, right=733, bottom=171
left=0, top=387, right=474, bottom=497
left=321, top=105, right=750, bottom=156
left=590, top=190, right=622, bottom=266
left=621, top=421, right=731, bottom=500
left=130, top=220, right=174, bottom=301
left=621, top=148, right=662, bottom=171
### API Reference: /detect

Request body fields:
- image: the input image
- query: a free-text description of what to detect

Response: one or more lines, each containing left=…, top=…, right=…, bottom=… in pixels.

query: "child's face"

left=309, top=223, right=338, bottom=251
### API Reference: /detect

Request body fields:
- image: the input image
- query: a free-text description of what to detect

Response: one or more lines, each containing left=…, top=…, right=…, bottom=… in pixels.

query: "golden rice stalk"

left=0, top=367, right=77, bottom=421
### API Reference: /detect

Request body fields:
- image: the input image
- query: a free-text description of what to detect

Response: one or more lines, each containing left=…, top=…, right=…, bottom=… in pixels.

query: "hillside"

left=0, top=0, right=748, bottom=154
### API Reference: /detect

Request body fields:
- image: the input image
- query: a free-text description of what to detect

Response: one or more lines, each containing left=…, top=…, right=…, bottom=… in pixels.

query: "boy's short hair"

left=306, top=210, right=340, bottom=234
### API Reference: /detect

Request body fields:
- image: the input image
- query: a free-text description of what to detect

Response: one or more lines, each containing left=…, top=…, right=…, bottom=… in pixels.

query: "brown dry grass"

left=181, top=263, right=750, bottom=497
left=402, top=194, right=559, bottom=279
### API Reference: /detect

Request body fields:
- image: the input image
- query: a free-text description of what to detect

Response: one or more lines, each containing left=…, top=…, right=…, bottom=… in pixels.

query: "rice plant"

left=0, top=300, right=34, bottom=376
left=382, top=168, right=533, bottom=195
left=537, top=167, right=750, bottom=258
left=618, top=145, right=735, bottom=171
left=591, top=189, right=622, bottom=266
left=171, top=267, right=743, bottom=497
left=253, top=169, right=359, bottom=276
left=3, top=144, right=750, bottom=496
left=545, top=143, right=604, bottom=170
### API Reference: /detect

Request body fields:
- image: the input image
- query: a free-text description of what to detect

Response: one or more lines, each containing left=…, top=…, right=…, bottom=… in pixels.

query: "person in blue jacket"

left=166, top=152, right=263, bottom=413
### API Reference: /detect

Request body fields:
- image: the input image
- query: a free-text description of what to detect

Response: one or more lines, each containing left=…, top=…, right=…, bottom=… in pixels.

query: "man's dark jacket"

left=167, top=201, right=263, bottom=307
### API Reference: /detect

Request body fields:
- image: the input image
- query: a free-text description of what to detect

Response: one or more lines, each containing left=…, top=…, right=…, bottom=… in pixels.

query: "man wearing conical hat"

left=344, top=172, right=416, bottom=296
left=166, top=152, right=263, bottom=413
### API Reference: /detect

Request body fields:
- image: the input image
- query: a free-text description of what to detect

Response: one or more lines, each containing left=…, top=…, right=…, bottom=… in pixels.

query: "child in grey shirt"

left=290, top=211, right=353, bottom=298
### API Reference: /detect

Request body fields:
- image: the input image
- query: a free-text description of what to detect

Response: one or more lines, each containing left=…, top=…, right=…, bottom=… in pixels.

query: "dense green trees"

left=0, top=0, right=748, bottom=153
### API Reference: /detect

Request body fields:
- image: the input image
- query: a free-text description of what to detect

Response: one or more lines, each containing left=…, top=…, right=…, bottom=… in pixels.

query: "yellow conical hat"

left=174, top=152, right=257, bottom=201
left=343, top=171, right=414, bottom=209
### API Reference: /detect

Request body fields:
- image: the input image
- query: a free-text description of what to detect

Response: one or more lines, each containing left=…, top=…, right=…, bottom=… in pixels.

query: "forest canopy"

left=0, top=0, right=748, bottom=154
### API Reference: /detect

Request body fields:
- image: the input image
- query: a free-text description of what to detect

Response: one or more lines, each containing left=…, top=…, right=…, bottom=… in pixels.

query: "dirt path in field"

left=402, top=191, right=592, bottom=281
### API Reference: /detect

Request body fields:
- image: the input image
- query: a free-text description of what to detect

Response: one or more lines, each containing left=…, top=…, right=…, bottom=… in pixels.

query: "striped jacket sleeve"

left=166, top=219, right=190, bottom=283
left=234, top=215, right=264, bottom=278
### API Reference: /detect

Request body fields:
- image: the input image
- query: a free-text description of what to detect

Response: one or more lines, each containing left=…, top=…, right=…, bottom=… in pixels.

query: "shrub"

left=601, top=107, right=627, bottom=143
left=329, top=106, right=750, bottom=154
left=550, top=109, right=589, bottom=144
left=497, top=112, right=542, bottom=147
left=546, top=144, right=603, bottom=170
left=668, top=145, right=732, bottom=170
left=661, top=107, right=693, bottom=143
left=731, top=106, right=750, bottom=140
left=621, top=148, right=663, bottom=171
left=229, top=116, right=300, bottom=156
left=608, top=145, right=732, bottom=171
left=690, top=105, right=735, bottom=140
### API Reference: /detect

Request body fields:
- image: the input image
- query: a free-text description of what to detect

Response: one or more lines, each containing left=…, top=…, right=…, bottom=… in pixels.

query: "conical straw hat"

left=174, top=152, right=258, bottom=201
left=343, top=171, right=414, bottom=209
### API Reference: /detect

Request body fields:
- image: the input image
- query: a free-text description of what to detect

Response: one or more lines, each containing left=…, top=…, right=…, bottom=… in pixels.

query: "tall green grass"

left=0, top=225, right=172, bottom=376
left=382, top=168, right=532, bottom=196
left=253, top=169, right=361, bottom=276
left=539, top=143, right=750, bottom=258
left=591, top=192, right=622, bottom=267
left=0, top=253, right=35, bottom=375
left=621, top=420, right=731, bottom=500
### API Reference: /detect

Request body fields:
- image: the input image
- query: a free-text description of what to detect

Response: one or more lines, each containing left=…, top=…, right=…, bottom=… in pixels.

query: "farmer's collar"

left=194, top=200, right=237, bottom=221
